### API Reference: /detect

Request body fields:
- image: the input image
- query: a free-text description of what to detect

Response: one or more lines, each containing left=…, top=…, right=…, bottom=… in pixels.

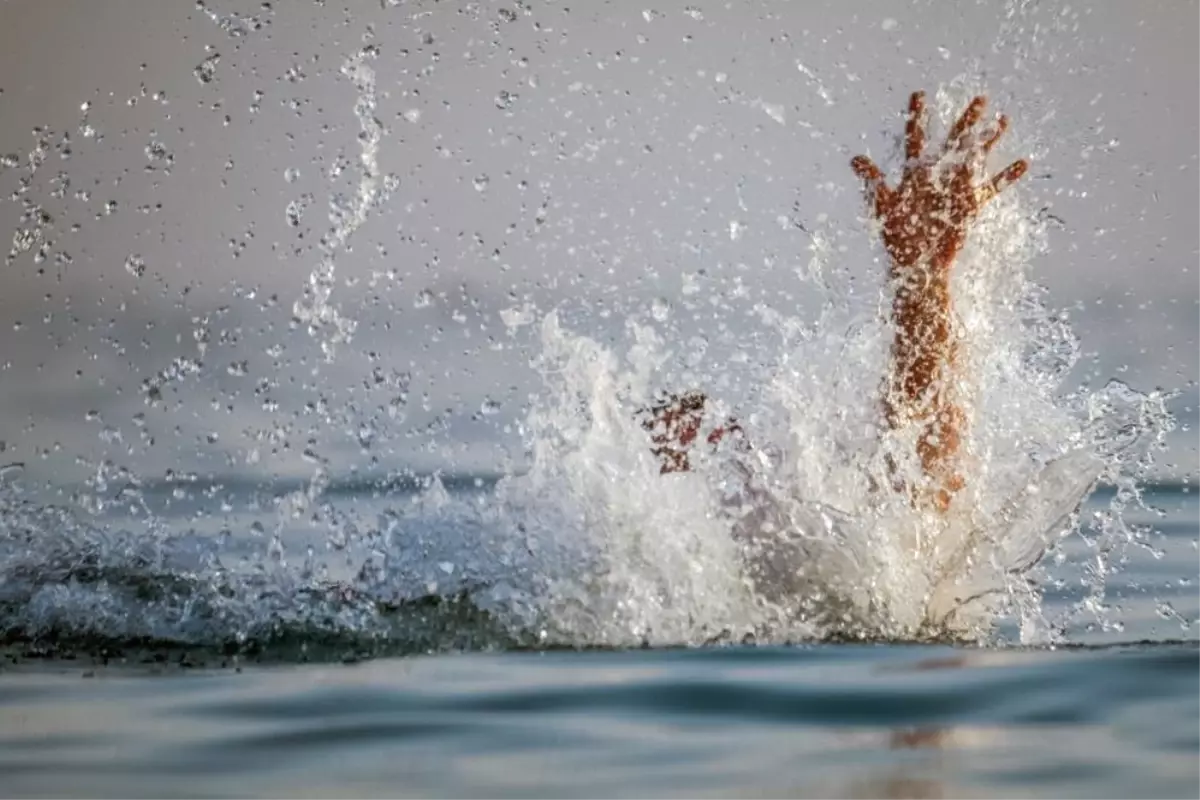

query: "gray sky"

left=0, top=0, right=1196, bottom=489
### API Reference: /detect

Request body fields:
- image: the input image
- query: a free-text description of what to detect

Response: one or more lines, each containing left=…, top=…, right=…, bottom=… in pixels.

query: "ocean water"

left=1, top=643, right=1196, bottom=799
left=1, top=487, right=1196, bottom=799
left=1, top=4, right=1196, bottom=797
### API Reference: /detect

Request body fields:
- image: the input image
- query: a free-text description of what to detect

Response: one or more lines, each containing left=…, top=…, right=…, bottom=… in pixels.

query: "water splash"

left=282, top=39, right=404, bottom=577
left=353, top=88, right=1173, bottom=648
left=0, top=48, right=1180, bottom=659
left=291, top=42, right=398, bottom=365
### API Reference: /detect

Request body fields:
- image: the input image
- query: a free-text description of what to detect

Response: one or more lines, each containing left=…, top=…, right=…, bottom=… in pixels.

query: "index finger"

left=906, top=91, right=926, bottom=162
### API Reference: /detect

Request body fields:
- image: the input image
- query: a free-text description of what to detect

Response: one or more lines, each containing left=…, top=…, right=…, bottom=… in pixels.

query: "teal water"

left=0, top=487, right=1196, bottom=798
left=1, top=643, right=1196, bottom=798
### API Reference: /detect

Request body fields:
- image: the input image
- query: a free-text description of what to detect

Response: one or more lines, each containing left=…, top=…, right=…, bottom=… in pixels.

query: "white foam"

left=418, top=89, right=1176, bottom=646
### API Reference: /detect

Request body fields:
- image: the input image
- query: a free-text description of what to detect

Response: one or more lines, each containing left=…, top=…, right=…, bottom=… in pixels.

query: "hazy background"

left=0, top=0, right=1196, bottom=493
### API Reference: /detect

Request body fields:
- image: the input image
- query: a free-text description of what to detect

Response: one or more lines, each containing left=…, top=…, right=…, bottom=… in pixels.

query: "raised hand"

left=851, top=91, right=1028, bottom=272
left=851, top=91, right=1029, bottom=512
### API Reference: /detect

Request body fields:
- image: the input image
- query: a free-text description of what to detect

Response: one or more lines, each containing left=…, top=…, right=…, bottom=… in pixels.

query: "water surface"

left=1, top=489, right=1196, bottom=799
left=2, top=642, right=1196, bottom=799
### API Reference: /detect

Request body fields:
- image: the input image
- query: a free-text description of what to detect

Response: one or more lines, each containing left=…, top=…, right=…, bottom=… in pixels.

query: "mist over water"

left=0, top=2, right=1193, bottom=661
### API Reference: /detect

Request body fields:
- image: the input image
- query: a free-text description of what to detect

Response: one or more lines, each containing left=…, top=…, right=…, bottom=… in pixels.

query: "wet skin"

left=643, top=91, right=1029, bottom=514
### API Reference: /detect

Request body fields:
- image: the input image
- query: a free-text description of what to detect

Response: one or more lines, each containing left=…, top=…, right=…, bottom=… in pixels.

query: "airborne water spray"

left=0, top=4, right=1183, bottom=657
left=284, top=36, right=401, bottom=545
left=415, top=86, right=1177, bottom=648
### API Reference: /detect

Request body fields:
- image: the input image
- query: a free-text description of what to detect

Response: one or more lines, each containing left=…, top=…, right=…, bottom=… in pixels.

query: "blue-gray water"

left=1, top=487, right=1197, bottom=798
left=2, top=644, right=1197, bottom=798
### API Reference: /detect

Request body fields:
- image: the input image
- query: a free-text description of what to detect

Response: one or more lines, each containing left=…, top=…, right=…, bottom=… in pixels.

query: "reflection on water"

left=875, top=655, right=985, bottom=800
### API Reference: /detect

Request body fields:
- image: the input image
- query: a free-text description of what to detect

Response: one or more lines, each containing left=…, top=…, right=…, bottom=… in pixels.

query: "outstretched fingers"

left=851, top=154, right=884, bottom=182
left=977, top=159, right=1029, bottom=207
left=979, top=114, right=1009, bottom=154
left=851, top=155, right=893, bottom=213
left=947, top=95, right=987, bottom=152
left=905, top=91, right=927, bottom=162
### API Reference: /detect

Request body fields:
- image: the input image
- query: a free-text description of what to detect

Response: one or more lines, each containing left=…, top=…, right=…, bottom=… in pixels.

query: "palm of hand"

left=852, top=92, right=1028, bottom=273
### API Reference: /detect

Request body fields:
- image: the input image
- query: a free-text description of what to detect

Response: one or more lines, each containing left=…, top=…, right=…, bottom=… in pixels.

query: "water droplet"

left=387, top=396, right=407, bottom=421
left=284, top=167, right=301, bottom=183
left=881, top=18, right=898, bottom=30
left=414, top=288, right=434, bottom=308
left=473, top=174, right=490, bottom=192
left=480, top=397, right=502, bottom=416
left=124, top=254, right=146, bottom=278
left=194, top=52, right=221, bottom=84
left=650, top=297, right=671, bottom=321
left=495, top=90, right=516, bottom=110
left=285, top=194, right=312, bottom=227
left=144, top=139, right=171, bottom=165
left=357, top=422, right=376, bottom=450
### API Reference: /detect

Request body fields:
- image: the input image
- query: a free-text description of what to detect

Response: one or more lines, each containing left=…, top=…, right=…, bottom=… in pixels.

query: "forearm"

left=886, top=262, right=965, bottom=511
left=888, top=266, right=958, bottom=409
